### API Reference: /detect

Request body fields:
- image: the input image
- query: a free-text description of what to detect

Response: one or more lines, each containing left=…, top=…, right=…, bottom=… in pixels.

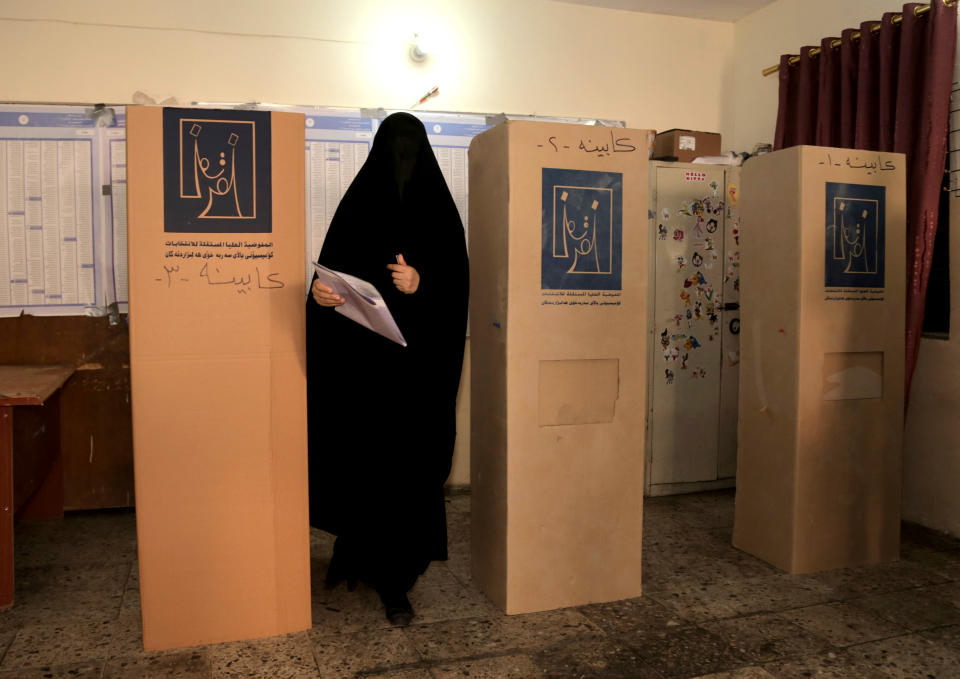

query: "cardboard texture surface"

left=652, top=129, right=722, bottom=162
left=537, top=358, right=619, bottom=426
left=469, top=121, right=649, bottom=614
left=822, top=352, right=883, bottom=401
left=127, top=107, right=310, bottom=650
left=734, top=146, right=905, bottom=574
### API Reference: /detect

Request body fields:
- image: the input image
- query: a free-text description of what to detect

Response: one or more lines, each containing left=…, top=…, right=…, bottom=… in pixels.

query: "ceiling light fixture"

left=409, top=32, right=429, bottom=62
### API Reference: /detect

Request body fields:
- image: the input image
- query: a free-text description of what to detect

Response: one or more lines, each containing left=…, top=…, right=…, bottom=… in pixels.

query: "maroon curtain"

left=773, top=0, right=957, bottom=405
left=816, top=35, right=841, bottom=146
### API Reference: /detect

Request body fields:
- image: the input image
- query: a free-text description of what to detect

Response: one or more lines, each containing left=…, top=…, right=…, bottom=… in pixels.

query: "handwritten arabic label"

left=537, top=129, right=638, bottom=158
left=154, top=261, right=285, bottom=294
left=817, top=153, right=898, bottom=176
left=540, top=291, right=622, bottom=307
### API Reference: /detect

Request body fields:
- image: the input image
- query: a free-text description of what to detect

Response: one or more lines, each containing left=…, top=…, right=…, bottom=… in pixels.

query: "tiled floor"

left=0, top=490, right=958, bottom=677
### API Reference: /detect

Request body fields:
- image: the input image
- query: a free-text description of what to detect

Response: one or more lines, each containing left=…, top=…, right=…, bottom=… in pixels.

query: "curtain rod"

left=761, top=0, right=957, bottom=76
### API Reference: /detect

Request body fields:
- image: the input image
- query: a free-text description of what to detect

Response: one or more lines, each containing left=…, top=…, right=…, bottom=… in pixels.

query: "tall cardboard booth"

left=469, top=122, right=651, bottom=614
left=127, top=107, right=311, bottom=649
left=734, top=145, right=905, bottom=574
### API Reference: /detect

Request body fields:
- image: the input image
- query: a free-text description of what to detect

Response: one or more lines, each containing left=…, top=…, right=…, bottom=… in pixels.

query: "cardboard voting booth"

left=734, top=145, right=905, bottom=574
left=469, top=122, right=650, bottom=614
left=127, top=107, right=310, bottom=649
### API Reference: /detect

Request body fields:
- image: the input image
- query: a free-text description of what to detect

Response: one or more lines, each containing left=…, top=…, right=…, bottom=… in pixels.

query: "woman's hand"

left=387, top=254, right=420, bottom=294
left=311, top=279, right=345, bottom=307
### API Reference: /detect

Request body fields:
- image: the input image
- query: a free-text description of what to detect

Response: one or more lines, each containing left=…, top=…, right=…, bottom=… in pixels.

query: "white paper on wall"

left=0, top=105, right=113, bottom=317
left=104, top=108, right=128, bottom=313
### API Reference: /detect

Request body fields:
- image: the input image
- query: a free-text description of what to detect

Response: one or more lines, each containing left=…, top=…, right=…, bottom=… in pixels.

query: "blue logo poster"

left=162, top=108, right=272, bottom=233
left=541, top=168, right=622, bottom=290
left=824, top=182, right=885, bottom=288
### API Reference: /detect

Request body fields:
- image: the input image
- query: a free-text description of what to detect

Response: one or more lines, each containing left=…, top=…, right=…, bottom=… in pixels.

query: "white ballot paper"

left=312, top=262, right=407, bottom=346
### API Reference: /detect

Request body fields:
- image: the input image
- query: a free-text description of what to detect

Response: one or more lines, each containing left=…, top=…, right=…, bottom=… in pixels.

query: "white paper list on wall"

left=0, top=105, right=110, bottom=318
left=298, top=109, right=375, bottom=268
left=104, top=109, right=128, bottom=312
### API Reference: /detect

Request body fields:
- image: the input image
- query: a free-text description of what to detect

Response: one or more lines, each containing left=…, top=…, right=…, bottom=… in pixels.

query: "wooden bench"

left=0, top=364, right=75, bottom=609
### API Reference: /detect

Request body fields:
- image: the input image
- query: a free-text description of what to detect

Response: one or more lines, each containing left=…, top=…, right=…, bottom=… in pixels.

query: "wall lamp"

left=409, top=33, right=430, bottom=62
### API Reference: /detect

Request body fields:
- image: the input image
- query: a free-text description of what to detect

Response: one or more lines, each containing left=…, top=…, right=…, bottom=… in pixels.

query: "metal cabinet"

left=646, top=162, right=741, bottom=496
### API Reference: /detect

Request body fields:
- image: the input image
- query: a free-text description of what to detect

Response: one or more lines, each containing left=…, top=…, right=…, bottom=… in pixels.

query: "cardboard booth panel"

left=735, top=145, right=905, bottom=575
left=538, top=358, right=619, bottom=426
left=822, top=352, right=884, bottom=401
left=467, top=123, right=510, bottom=610
left=127, top=106, right=310, bottom=650
left=470, top=121, right=650, bottom=614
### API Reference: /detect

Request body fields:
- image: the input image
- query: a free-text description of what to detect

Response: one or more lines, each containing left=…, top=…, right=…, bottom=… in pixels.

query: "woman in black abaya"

left=306, top=113, right=468, bottom=626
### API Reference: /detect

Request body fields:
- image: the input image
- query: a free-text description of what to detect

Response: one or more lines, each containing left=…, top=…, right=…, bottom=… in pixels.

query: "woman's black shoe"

left=379, top=590, right=414, bottom=627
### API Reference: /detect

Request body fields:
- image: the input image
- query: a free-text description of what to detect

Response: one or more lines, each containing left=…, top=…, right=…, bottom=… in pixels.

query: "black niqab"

left=306, top=113, right=469, bottom=591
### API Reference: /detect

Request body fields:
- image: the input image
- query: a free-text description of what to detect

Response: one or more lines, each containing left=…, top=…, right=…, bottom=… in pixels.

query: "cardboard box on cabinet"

left=652, top=129, right=722, bottom=162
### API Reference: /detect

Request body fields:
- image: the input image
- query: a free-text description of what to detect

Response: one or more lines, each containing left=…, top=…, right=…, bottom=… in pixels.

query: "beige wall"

left=0, top=0, right=734, bottom=135
left=732, top=0, right=960, bottom=537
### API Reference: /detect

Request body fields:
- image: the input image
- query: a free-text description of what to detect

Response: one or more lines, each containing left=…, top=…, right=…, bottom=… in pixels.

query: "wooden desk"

left=0, top=364, right=75, bottom=609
